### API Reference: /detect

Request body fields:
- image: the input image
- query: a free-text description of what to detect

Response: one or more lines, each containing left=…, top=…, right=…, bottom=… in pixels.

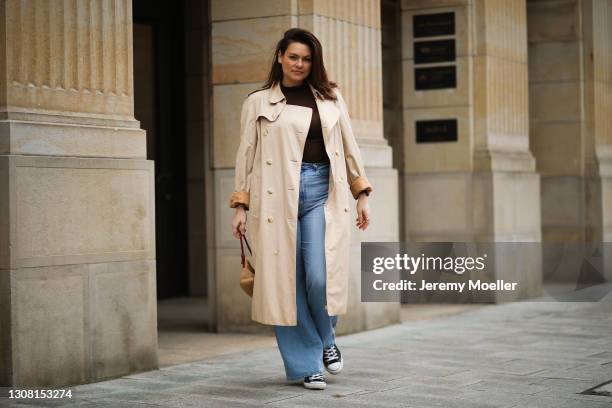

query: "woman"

left=229, top=28, right=373, bottom=390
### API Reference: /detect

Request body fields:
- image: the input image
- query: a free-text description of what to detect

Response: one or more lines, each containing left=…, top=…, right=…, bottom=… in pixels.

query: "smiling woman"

left=229, top=27, right=373, bottom=391
left=278, top=43, right=312, bottom=86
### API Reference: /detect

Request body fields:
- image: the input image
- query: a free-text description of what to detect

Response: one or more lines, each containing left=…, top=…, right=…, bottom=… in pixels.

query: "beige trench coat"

left=229, top=82, right=373, bottom=326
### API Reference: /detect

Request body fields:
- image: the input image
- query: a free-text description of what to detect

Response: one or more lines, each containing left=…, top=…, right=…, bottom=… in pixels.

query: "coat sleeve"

left=229, top=96, right=258, bottom=209
left=335, top=89, right=373, bottom=199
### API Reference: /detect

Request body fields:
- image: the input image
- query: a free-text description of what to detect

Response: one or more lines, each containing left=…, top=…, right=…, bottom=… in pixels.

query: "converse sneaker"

left=323, top=344, right=343, bottom=375
left=303, top=372, right=326, bottom=390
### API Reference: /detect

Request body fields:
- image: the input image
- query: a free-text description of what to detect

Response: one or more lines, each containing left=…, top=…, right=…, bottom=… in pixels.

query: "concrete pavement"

left=4, top=284, right=612, bottom=407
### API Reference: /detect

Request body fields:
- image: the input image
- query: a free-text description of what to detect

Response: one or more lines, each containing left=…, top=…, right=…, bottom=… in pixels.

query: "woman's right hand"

left=231, top=206, right=247, bottom=239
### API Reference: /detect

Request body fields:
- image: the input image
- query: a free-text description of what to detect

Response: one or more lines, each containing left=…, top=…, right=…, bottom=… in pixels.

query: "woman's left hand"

left=356, top=193, right=371, bottom=231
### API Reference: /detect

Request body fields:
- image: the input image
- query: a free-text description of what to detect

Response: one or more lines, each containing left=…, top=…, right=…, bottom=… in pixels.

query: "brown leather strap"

left=239, top=233, right=252, bottom=267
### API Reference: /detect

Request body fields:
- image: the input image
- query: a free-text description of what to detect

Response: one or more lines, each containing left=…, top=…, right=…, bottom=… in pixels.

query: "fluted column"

left=401, top=0, right=541, bottom=301
left=1, top=0, right=144, bottom=158
left=0, top=0, right=156, bottom=387
left=528, top=0, right=611, bottom=280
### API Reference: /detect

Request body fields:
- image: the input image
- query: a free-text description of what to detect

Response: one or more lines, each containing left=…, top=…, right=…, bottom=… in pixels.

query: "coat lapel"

left=308, top=82, right=340, bottom=131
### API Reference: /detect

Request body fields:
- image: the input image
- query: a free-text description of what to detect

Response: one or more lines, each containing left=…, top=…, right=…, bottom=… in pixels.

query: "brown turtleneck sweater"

left=281, top=82, right=330, bottom=164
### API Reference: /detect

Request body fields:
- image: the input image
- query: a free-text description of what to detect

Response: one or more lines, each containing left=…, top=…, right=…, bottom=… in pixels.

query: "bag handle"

left=239, top=232, right=252, bottom=267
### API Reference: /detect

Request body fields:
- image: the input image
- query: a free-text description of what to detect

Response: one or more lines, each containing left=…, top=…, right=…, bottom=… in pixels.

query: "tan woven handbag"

left=239, top=232, right=255, bottom=297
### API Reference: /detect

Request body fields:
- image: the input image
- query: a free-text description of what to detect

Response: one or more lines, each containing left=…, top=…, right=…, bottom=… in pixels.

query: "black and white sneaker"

left=323, top=344, right=343, bottom=375
left=303, top=372, right=326, bottom=390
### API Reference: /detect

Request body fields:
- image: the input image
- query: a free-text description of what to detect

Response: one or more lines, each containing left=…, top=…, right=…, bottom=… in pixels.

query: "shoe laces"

left=307, top=372, right=325, bottom=381
left=323, top=345, right=339, bottom=361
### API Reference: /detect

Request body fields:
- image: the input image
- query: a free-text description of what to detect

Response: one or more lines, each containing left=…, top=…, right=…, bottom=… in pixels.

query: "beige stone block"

left=92, top=260, right=157, bottom=380
left=406, top=173, right=471, bottom=235
left=403, top=106, right=472, bottom=173
left=213, top=83, right=261, bottom=169
left=401, top=5, right=470, bottom=60
left=527, top=0, right=581, bottom=43
left=529, top=81, right=581, bottom=122
left=12, top=265, right=87, bottom=386
left=528, top=41, right=581, bottom=82
left=212, top=16, right=291, bottom=84
left=530, top=122, right=582, bottom=176
left=0, top=120, right=146, bottom=158
left=541, top=176, right=583, bottom=228
left=211, top=0, right=293, bottom=21
left=403, top=57, right=470, bottom=109
left=491, top=172, right=541, bottom=239
left=9, top=156, right=155, bottom=268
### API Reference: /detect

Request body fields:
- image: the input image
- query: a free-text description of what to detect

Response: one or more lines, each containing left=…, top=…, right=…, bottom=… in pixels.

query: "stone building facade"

left=1, top=0, right=610, bottom=387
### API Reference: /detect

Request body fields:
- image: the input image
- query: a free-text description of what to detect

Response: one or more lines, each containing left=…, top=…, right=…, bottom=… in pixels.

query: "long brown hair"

left=260, top=28, right=337, bottom=101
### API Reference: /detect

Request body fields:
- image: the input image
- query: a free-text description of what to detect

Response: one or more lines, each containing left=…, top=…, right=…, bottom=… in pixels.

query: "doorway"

left=133, top=0, right=212, bottom=333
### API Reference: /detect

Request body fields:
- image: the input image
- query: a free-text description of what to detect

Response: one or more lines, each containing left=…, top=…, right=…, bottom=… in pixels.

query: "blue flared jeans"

left=274, top=162, right=339, bottom=381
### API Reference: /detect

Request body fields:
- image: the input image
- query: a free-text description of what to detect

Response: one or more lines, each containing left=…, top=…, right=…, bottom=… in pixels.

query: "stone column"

left=401, top=0, right=542, bottom=301
left=528, top=0, right=612, bottom=280
left=212, top=0, right=399, bottom=333
left=0, top=0, right=157, bottom=386
left=589, top=0, right=612, bottom=252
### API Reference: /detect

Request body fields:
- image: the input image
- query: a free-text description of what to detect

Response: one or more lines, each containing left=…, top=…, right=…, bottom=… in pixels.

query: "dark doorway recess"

left=133, top=0, right=188, bottom=299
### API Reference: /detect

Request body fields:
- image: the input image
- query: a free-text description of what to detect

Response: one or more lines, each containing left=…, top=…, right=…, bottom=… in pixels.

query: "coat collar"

left=268, top=81, right=324, bottom=104
left=265, top=81, right=339, bottom=129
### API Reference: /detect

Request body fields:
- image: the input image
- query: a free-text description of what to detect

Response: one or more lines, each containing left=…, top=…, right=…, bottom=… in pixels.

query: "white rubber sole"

left=325, top=359, right=343, bottom=375
left=303, top=381, right=326, bottom=390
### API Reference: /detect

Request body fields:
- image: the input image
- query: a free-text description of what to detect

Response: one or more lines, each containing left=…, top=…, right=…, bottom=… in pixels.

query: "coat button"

left=335, top=150, right=339, bottom=156
left=339, top=176, right=344, bottom=182
left=344, top=207, right=349, bottom=212
left=267, top=216, right=274, bottom=223
left=274, top=249, right=279, bottom=255
left=266, top=159, right=273, bottom=165
left=263, top=129, right=269, bottom=136
left=267, top=188, right=274, bottom=194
